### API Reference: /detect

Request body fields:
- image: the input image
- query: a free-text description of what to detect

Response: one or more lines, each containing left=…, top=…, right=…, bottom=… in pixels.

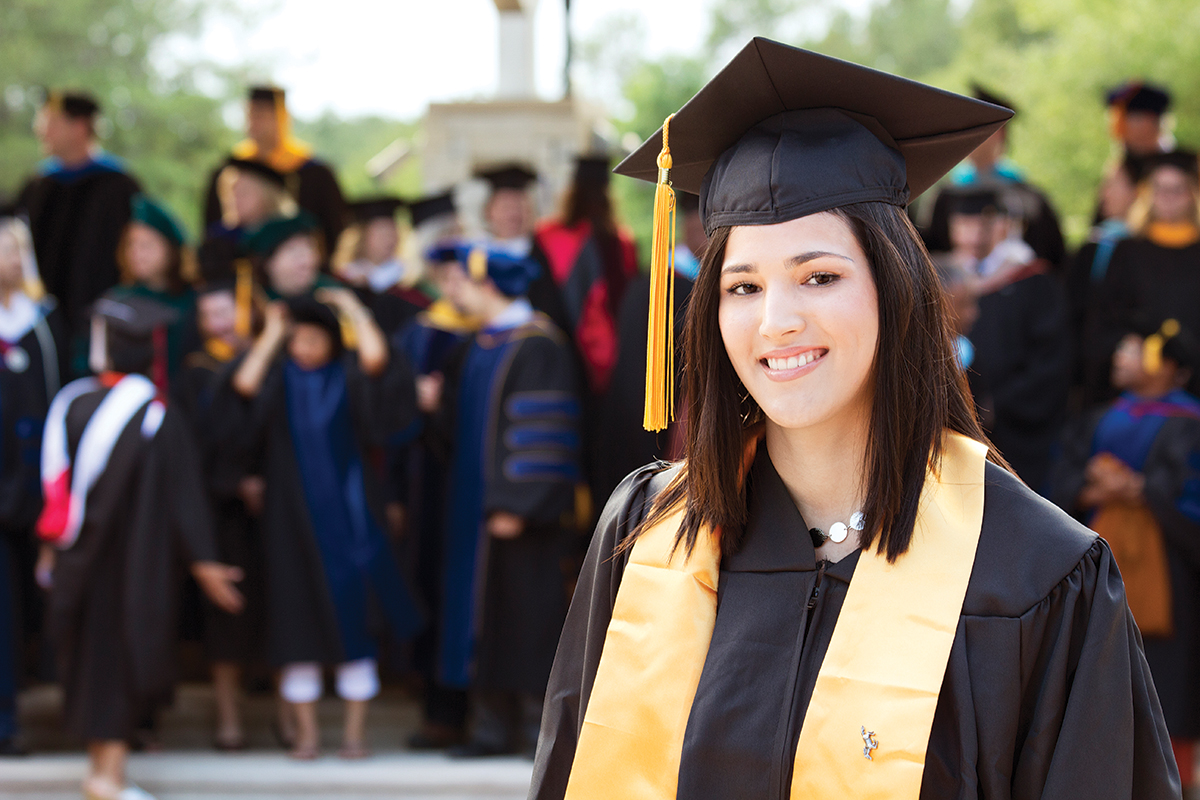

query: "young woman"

left=529, top=39, right=1177, bottom=799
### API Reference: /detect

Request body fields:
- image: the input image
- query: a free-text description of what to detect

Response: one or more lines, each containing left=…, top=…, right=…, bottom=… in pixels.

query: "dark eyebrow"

left=721, top=251, right=853, bottom=275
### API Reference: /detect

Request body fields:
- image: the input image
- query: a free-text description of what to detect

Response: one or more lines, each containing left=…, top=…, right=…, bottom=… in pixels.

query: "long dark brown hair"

left=639, top=201, right=1002, bottom=563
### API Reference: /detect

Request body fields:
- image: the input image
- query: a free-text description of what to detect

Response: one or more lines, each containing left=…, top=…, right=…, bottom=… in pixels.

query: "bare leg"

left=289, top=701, right=319, bottom=759
left=212, top=661, right=244, bottom=748
left=340, top=699, right=369, bottom=758
left=82, top=739, right=129, bottom=798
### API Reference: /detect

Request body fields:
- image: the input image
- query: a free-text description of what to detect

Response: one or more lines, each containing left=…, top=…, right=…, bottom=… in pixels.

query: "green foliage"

left=292, top=114, right=423, bottom=201
left=0, top=0, right=242, bottom=239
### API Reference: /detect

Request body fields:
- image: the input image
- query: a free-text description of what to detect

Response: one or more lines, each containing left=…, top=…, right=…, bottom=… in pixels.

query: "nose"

left=758, top=284, right=805, bottom=342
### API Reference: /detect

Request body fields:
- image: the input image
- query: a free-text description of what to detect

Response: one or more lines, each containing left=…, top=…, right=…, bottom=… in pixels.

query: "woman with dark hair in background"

left=530, top=39, right=1177, bottom=799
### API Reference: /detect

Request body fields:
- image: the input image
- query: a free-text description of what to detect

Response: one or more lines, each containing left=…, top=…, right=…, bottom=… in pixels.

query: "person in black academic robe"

left=202, top=86, right=346, bottom=261
left=36, top=292, right=241, bottom=800
left=217, top=288, right=421, bottom=759
left=15, top=91, right=141, bottom=378
left=1049, top=321, right=1200, bottom=790
left=0, top=214, right=62, bottom=755
left=429, top=243, right=582, bottom=758
left=172, top=281, right=262, bottom=751
left=949, top=190, right=1071, bottom=494
left=1089, top=151, right=1200, bottom=407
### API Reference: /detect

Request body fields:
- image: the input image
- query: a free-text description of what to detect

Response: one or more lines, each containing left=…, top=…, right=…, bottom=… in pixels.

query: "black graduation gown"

left=1093, top=237, right=1200, bottom=398
left=212, top=350, right=417, bottom=666
left=203, top=158, right=348, bottom=260
left=531, top=452, right=1179, bottom=799
left=1050, top=408, right=1200, bottom=739
left=173, top=349, right=264, bottom=663
left=435, top=316, right=582, bottom=694
left=591, top=272, right=693, bottom=507
left=48, top=388, right=218, bottom=740
left=967, top=269, right=1071, bottom=493
left=16, top=164, right=141, bottom=345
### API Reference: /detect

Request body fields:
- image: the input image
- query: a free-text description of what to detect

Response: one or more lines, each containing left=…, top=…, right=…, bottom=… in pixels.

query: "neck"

left=0, top=286, right=17, bottom=308
left=765, top=403, right=871, bottom=558
left=55, top=142, right=93, bottom=169
left=480, top=294, right=516, bottom=325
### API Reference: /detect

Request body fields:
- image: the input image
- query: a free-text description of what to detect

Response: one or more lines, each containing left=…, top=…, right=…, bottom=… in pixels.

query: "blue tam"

left=427, top=243, right=541, bottom=298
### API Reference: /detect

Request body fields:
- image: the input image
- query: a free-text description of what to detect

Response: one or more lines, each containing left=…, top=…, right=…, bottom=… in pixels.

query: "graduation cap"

left=1140, top=149, right=1199, bottom=180
left=43, top=89, right=100, bottom=119
left=409, top=191, right=457, bottom=228
left=225, top=157, right=291, bottom=189
left=427, top=242, right=540, bottom=298
left=477, top=163, right=538, bottom=192
left=1106, top=82, right=1171, bottom=115
left=348, top=196, right=405, bottom=223
left=614, top=37, right=1013, bottom=430
left=91, top=291, right=180, bottom=382
left=574, top=155, right=612, bottom=188
left=240, top=212, right=319, bottom=259
left=948, top=188, right=1004, bottom=217
left=196, top=277, right=237, bottom=297
left=971, top=83, right=1017, bottom=117
left=130, top=194, right=187, bottom=247
left=248, top=85, right=285, bottom=104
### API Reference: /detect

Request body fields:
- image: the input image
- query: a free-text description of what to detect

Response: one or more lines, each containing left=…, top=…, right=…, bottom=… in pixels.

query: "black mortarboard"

left=225, top=157, right=290, bottom=189
left=408, top=191, right=456, bottom=227
left=248, top=85, right=285, bottom=104
left=1140, top=149, right=1199, bottom=179
left=44, top=90, right=101, bottom=119
left=949, top=188, right=1003, bottom=217
left=240, top=212, right=319, bottom=259
left=477, top=163, right=538, bottom=191
left=196, top=277, right=237, bottom=296
left=93, top=291, right=180, bottom=377
left=971, top=83, right=1017, bottom=117
left=348, top=196, right=405, bottom=223
left=574, top=155, right=611, bottom=188
left=1106, top=82, right=1171, bottom=115
left=615, top=38, right=1013, bottom=237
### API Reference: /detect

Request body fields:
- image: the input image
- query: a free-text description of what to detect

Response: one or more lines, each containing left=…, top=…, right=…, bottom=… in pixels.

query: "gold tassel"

left=1144, top=318, right=1181, bottom=373
left=643, top=114, right=678, bottom=433
left=235, top=259, right=254, bottom=338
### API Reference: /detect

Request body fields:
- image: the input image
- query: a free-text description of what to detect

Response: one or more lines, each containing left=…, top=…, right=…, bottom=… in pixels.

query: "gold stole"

left=565, top=433, right=987, bottom=800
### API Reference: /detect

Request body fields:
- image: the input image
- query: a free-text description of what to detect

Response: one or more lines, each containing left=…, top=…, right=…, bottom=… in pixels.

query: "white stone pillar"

left=495, top=0, right=538, bottom=99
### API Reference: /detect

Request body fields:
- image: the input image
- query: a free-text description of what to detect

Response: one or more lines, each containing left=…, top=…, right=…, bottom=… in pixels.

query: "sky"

left=193, top=0, right=715, bottom=121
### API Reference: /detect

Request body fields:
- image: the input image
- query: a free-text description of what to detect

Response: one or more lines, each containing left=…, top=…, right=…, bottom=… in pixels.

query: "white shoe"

left=116, top=786, right=158, bottom=800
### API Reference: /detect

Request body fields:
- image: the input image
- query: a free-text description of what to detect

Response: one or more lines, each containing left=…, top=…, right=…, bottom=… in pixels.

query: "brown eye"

left=804, top=272, right=839, bottom=286
left=726, top=281, right=761, bottom=296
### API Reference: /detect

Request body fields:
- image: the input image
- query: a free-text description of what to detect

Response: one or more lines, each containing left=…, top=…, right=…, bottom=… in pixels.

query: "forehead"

left=722, top=211, right=863, bottom=265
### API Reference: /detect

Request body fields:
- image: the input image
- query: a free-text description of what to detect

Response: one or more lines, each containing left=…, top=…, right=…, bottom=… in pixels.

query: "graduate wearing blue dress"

left=430, top=243, right=582, bottom=757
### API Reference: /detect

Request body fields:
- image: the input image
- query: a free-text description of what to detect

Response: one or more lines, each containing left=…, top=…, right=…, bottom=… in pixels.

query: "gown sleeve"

left=529, top=463, right=669, bottom=800
left=1143, top=415, right=1200, bottom=570
left=1000, top=538, right=1178, bottom=799
left=159, top=407, right=220, bottom=565
left=346, top=345, right=417, bottom=448
left=1046, top=411, right=1101, bottom=516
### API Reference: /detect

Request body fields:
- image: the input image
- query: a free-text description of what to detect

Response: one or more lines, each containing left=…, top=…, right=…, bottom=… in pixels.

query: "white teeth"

left=766, top=352, right=819, bottom=370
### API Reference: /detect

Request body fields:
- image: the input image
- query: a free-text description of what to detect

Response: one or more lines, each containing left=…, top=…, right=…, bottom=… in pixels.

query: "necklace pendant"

left=829, top=521, right=848, bottom=543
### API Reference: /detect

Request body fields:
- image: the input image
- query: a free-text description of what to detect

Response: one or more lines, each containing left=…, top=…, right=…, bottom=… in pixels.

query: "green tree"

left=0, top=0, right=243, bottom=239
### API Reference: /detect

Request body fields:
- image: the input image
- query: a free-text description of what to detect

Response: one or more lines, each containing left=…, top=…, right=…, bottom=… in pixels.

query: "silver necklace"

left=808, top=511, right=865, bottom=547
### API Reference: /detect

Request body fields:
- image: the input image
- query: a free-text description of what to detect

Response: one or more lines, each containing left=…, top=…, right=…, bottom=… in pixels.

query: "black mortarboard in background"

left=248, top=85, right=285, bottom=104
left=225, top=157, right=290, bottom=189
left=477, top=164, right=538, bottom=192
left=1140, top=149, right=1199, bottom=179
left=43, top=90, right=101, bottom=119
left=408, top=192, right=456, bottom=228
left=196, top=277, right=237, bottom=297
left=93, top=291, right=180, bottom=376
left=971, top=83, right=1017, bottom=117
left=950, top=188, right=1004, bottom=217
left=615, top=37, right=1013, bottom=236
left=1106, top=82, right=1172, bottom=116
left=348, top=196, right=405, bottom=223
left=574, top=155, right=612, bottom=188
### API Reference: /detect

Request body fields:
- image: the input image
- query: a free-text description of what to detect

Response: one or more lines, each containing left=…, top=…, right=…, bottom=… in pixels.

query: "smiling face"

left=266, top=234, right=321, bottom=297
left=718, top=212, right=880, bottom=433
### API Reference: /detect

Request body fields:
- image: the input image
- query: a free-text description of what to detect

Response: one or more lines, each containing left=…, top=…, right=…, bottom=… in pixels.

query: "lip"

left=758, top=346, right=828, bottom=381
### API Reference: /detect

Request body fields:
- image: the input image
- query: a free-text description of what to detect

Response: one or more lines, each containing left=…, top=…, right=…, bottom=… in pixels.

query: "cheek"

left=718, top=293, right=759, bottom=375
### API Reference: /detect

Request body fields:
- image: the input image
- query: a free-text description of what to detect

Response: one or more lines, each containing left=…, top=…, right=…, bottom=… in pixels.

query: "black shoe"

left=0, top=737, right=28, bottom=756
left=447, top=740, right=512, bottom=759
